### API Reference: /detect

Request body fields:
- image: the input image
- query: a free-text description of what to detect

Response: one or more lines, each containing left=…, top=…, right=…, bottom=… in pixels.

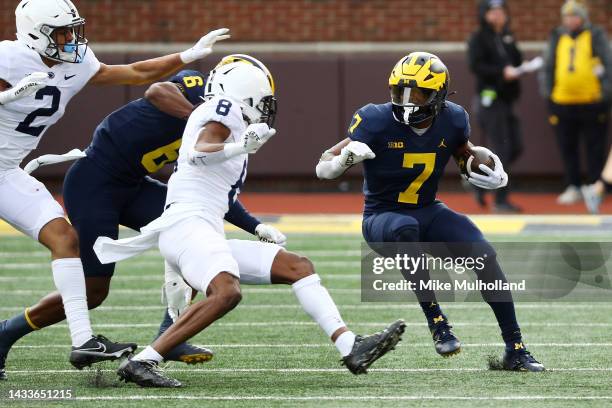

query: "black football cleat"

left=502, top=343, right=545, bottom=372
left=118, top=358, right=182, bottom=388
left=341, top=319, right=406, bottom=375
left=164, top=343, right=214, bottom=365
left=0, top=351, right=7, bottom=381
left=69, top=334, right=137, bottom=370
left=430, top=316, right=461, bottom=357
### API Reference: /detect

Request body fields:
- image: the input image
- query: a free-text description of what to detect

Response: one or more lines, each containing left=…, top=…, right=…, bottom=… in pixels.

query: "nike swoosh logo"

left=79, top=342, right=106, bottom=353
left=64, top=74, right=76, bottom=80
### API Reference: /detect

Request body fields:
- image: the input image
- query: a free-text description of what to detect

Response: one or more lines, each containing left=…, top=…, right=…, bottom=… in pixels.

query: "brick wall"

left=1, top=0, right=610, bottom=43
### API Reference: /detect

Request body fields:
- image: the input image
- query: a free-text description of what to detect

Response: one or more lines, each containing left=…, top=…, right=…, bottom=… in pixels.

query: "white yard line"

left=71, top=395, right=612, bottom=401
left=5, top=367, right=612, bottom=374
left=11, top=342, right=612, bottom=347
left=16, top=321, right=612, bottom=329
left=1, top=303, right=611, bottom=312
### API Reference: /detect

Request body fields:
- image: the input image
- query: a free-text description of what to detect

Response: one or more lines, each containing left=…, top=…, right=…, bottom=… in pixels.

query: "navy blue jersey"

left=348, top=101, right=470, bottom=213
left=86, top=70, right=207, bottom=180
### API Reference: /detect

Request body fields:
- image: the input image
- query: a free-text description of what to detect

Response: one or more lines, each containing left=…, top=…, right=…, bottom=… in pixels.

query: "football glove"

left=255, top=224, right=287, bottom=246
left=337, top=141, right=376, bottom=167
left=161, top=262, right=192, bottom=322
left=0, top=72, right=49, bottom=105
left=180, top=28, right=231, bottom=64
left=240, top=123, right=276, bottom=154
left=466, top=146, right=508, bottom=190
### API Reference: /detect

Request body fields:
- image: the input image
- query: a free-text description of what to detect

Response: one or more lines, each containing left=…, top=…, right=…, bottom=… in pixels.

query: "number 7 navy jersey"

left=348, top=101, right=470, bottom=214
left=86, top=70, right=207, bottom=180
left=0, top=40, right=100, bottom=171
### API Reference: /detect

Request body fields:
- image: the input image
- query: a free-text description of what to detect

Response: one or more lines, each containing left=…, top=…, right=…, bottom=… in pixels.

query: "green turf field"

left=0, top=229, right=611, bottom=407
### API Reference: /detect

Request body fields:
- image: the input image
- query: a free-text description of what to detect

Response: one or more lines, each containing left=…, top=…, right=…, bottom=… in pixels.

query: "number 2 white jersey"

left=166, top=95, right=248, bottom=231
left=0, top=40, right=100, bottom=171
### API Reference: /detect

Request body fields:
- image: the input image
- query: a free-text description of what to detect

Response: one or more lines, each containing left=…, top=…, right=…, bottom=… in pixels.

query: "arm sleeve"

left=224, top=199, right=261, bottom=235
left=539, top=31, right=558, bottom=100
left=592, top=27, right=612, bottom=101
left=169, top=70, right=207, bottom=105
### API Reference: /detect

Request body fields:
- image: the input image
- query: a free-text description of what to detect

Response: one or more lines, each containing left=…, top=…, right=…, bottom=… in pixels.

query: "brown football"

left=456, top=145, right=495, bottom=177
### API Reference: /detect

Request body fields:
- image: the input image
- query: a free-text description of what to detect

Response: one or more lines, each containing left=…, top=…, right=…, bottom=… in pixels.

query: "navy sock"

left=156, top=309, right=173, bottom=338
left=0, top=311, right=36, bottom=348
left=420, top=302, right=445, bottom=329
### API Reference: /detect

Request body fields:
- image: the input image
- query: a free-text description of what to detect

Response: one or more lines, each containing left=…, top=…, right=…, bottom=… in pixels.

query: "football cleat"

left=117, top=358, right=182, bottom=388
left=341, top=319, right=406, bottom=375
left=164, top=343, right=214, bottom=365
left=430, top=316, right=461, bottom=357
left=69, top=334, right=137, bottom=370
left=502, top=343, right=545, bottom=372
left=0, top=349, right=7, bottom=381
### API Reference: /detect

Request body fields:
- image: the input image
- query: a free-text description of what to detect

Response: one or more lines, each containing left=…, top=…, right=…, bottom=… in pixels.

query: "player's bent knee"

left=290, top=256, right=315, bottom=282
left=40, top=220, right=80, bottom=257
left=216, top=286, right=242, bottom=311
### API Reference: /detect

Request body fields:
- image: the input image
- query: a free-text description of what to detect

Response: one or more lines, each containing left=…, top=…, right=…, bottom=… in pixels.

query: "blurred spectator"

left=540, top=0, right=611, bottom=205
left=468, top=0, right=523, bottom=213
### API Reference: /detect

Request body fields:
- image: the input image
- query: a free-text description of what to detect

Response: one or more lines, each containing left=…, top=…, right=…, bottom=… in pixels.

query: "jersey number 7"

left=15, top=86, right=61, bottom=137
left=398, top=153, right=436, bottom=204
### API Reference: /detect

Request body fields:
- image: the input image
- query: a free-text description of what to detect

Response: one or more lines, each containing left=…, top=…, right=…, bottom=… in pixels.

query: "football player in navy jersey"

left=0, top=55, right=286, bottom=368
left=317, top=52, right=544, bottom=371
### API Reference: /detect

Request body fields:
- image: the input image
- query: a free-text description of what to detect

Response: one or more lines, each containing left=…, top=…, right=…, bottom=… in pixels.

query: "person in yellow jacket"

left=540, top=0, right=611, bottom=205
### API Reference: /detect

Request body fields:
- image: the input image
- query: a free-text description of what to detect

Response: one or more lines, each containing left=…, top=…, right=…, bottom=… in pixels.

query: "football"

left=456, top=145, right=495, bottom=177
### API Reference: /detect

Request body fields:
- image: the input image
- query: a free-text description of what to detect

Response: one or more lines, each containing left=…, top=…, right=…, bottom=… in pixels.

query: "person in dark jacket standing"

left=468, top=0, right=523, bottom=213
left=540, top=0, right=611, bottom=206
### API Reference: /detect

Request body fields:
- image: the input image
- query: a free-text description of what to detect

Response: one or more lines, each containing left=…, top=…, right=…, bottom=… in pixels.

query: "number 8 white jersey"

left=166, top=95, right=248, bottom=232
left=0, top=40, right=100, bottom=171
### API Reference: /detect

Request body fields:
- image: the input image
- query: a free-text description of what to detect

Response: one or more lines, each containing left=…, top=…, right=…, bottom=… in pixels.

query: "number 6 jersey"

left=85, top=70, right=207, bottom=181
left=0, top=40, right=100, bottom=171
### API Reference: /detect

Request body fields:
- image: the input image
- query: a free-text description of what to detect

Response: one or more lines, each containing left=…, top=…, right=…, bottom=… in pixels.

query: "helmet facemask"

left=390, top=85, right=443, bottom=126
left=40, top=21, right=88, bottom=63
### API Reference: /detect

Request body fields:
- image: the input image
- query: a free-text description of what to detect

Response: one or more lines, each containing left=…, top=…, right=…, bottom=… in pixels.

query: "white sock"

left=133, top=346, right=163, bottom=363
left=52, top=258, right=93, bottom=347
left=334, top=331, right=357, bottom=357
left=292, top=274, right=347, bottom=338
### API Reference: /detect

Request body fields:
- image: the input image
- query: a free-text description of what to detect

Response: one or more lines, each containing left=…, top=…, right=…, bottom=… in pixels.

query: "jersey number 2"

left=398, top=153, right=436, bottom=204
left=15, top=86, right=61, bottom=137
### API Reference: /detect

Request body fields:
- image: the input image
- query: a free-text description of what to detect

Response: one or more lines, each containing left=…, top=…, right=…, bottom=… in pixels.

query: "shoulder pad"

left=354, top=103, right=391, bottom=133
left=443, top=102, right=469, bottom=129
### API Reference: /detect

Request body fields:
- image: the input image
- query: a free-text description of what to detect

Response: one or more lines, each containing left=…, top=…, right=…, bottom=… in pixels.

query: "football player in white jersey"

left=93, top=61, right=406, bottom=387
left=0, top=0, right=230, bottom=379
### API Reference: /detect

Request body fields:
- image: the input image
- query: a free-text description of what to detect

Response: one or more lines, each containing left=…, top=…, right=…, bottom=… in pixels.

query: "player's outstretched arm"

left=89, top=28, right=230, bottom=86
left=316, top=137, right=375, bottom=179
left=144, top=82, right=194, bottom=120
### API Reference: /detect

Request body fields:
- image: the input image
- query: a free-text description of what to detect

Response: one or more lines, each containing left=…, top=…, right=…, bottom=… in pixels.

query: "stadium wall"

left=1, top=0, right=611, bottom=42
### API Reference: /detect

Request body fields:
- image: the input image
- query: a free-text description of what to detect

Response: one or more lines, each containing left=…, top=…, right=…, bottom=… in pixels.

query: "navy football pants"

left=63, top=158, right=166, bottom=277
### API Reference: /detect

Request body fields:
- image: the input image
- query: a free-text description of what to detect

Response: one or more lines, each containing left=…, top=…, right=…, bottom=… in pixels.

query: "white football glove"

left=240, top=123, right=276, bottom=154
left=337, top=141, right=376, bottom=167
left=161, top=262, right=192, bottom=322
left=466, top=146, right=508, bottom=190
left=180, top=28, right=231, bottom=64
left=255, top=224, right=287, bottom=246
left=0, top=72, right=49, bottom=105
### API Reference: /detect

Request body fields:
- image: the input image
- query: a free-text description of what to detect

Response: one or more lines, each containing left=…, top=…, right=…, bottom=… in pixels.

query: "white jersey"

left=166, top=95, right=248, bottom=232
left=0, top=40, right=100, bottom=171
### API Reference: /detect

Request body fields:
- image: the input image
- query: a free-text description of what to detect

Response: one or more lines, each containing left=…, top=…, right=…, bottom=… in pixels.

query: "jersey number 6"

left=15, top=86, right=61, bottom=137
left=398, top=153, right=436, bottom=204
